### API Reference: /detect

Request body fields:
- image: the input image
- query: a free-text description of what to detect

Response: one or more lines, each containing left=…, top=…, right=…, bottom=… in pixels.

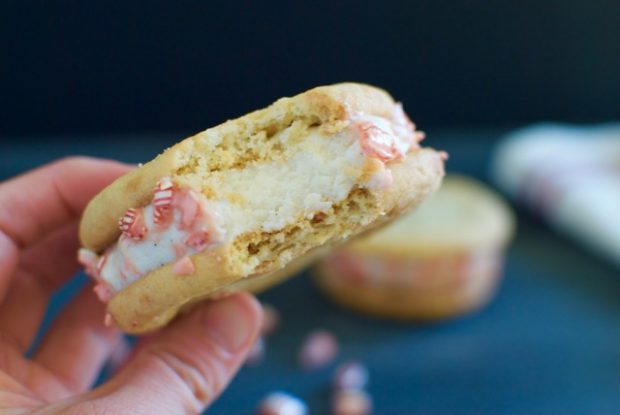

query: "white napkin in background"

left=491, top=123, right=620, bottom=268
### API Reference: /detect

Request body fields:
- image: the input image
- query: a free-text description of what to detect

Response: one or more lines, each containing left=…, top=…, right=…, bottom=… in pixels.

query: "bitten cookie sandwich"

left=78, top=83, right=445, bottom=333
left=314, top=175, right=515, bottom=320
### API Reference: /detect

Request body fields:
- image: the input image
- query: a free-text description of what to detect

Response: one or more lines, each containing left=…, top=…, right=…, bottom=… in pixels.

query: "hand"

left=0, top=157, right=263, bottom=414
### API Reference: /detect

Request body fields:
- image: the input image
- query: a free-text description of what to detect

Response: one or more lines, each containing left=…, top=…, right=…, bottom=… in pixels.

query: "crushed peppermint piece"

left=184, top=230, right=210, bottom=249
left=172, top=255, right=195, bottom=275
left=93, top=284, right=112, bottom=303
left=356, top=121, right=401, bottom=162
left=118, top=208, right=147, bottom=240
left=153, top=177, right=175, bottom=225
left=299, top=330, right=339, bottom=370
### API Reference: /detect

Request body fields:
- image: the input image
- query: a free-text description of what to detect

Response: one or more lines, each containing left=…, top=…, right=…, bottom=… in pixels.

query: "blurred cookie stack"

left=314, top=175, right=515, bottom=320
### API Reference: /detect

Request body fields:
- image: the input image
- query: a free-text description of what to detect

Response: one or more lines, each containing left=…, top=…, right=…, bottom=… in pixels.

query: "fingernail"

left=203, top=295, right=255, bottom=352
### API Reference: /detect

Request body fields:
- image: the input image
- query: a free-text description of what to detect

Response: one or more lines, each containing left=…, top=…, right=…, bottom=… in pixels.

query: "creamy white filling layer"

left=209, top=130, right=364, bottom=236
left=203, top=111, right=416, bottom=237
left=100, top=204, right=222, bottom=291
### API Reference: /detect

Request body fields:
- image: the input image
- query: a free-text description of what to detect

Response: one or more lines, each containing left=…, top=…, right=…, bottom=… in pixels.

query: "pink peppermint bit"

left=172, top=255, right=195, bottom=275
left=153, top=177, right=175, bottom=225
left=355, top=121, right=400, bottom=162
left=333, top=361, right=369, bottom=391
left=185, top=230, right=210, bottom=249
left=257, top=392, right=307, bottom=415
left=118, top=208, right=137, bottom=232
left=299, top=330, right=339, bottom=370
left=118, top=208, right=147, bottom=240
left=154, top=177, right=174, bottom=192
left=93, top=284, right=112, bottom=303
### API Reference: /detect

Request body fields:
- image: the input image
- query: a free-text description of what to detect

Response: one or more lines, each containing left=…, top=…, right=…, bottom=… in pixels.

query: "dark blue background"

left=1, top=1, right=620, bottom=137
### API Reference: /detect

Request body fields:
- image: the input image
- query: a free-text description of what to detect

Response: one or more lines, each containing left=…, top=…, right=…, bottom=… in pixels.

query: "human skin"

left=0, top=157, right=262, bottom=414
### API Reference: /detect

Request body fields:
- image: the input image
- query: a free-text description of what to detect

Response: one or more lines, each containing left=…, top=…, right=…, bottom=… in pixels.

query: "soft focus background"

left=2, top=2, right=620, bottom=414
left=1, top=1, right=620, bottom=138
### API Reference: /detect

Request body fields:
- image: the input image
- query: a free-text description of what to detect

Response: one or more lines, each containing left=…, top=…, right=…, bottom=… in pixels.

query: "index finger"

left=0, top=156, right=132, bottom=250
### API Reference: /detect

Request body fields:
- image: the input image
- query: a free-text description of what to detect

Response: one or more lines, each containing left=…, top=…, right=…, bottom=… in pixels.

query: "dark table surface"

left=3, top=128, right=620, bottom=414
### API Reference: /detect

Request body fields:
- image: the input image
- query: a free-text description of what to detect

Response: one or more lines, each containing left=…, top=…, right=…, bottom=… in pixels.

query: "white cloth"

left=491, top=123, right=620, bottom=267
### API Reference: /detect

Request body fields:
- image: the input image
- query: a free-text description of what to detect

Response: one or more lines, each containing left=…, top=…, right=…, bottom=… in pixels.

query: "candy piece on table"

left=331, top=389, right=373, bottom=415
left=257, top=391, right=308, bottom=415
left=261, top=303, right=281, bottom=336
left=153, top=177, right=175, bottom=226
left=332, top=361, right=369, bottom=391
left=246, top=336, right=265, bottom=366
left=298, top=330, right=338, bottom=370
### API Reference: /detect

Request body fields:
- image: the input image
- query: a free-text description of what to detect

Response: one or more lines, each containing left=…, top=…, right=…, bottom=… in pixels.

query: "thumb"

left=60, top=293, right=262, bottom=415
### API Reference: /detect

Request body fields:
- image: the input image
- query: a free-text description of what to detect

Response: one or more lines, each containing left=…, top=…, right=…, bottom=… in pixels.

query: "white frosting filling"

left=99, top=204, right=222, bottom=291
left=207, top=129, right=365, bottom=236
